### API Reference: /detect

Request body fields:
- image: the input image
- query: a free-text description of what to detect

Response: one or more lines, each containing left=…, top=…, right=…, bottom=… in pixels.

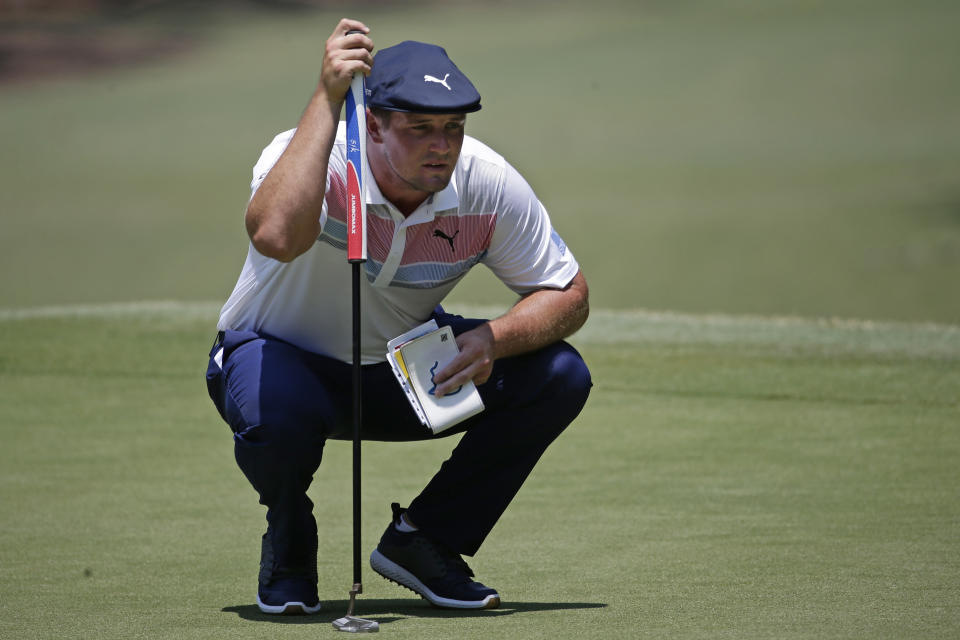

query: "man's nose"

left=428, top=133, right=451, bottom=153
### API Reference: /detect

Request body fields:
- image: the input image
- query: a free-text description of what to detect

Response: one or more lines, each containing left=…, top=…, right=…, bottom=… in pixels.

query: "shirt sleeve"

left=250, top=129, right=295, bottom=199
left=248, top=128, right=331, bottom=229
left=481, top=161, right=579, bottom=295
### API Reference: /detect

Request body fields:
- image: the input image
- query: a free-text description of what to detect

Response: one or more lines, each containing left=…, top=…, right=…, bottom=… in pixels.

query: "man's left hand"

left=431, top=324, right=495, bottom=397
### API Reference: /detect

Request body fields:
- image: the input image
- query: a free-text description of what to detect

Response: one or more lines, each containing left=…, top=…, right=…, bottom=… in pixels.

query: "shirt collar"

left=366, top=171, right=460, bottom=217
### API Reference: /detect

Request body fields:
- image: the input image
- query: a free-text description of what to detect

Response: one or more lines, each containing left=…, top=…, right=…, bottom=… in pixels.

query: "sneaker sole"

left=370, top=549, right=501, bottom=610
left=256, top=594, right=322, bottom=615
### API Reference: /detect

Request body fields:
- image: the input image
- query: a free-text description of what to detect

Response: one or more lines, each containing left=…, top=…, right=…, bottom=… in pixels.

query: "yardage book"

left=386, top=320, right=485, bottom=434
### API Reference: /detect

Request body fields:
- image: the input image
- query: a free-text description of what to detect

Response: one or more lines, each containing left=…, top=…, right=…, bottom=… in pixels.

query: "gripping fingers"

left=337, top=18, right=370, bottom=37
left=336, top=18, right=373, bottom=63
left=321, top=19, right=373, bottom=98
left=433, top=352, right=492, bottom=397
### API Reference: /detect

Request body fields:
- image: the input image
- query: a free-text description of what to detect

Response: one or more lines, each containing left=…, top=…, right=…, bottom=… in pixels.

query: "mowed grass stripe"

left=2, top=300, right=957, bottom=357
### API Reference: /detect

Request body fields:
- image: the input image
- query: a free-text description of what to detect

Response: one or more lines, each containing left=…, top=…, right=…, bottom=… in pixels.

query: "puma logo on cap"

left=424, top=73, right=452, bottom=90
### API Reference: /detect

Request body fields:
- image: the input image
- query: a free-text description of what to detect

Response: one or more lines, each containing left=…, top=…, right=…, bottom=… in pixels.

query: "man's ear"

left=366, top=108, right=384, bottom=144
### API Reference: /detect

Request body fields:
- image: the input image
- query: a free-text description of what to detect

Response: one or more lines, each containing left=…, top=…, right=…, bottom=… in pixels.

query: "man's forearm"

left=487, top=270, right=590, bottom=360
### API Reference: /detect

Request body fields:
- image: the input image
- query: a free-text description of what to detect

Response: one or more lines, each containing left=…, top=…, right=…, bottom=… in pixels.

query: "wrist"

left=310, top=84, right=344, bottom=117
left=293, top=87, right=343, bottom=138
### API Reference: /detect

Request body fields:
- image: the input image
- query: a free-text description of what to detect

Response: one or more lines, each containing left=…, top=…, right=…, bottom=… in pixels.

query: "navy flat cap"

left=366, top=41, right=481, bottom=114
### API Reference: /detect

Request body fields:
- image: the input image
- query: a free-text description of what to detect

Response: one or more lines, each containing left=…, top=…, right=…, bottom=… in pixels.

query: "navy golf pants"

left=205, top=310, right=592, bottom=573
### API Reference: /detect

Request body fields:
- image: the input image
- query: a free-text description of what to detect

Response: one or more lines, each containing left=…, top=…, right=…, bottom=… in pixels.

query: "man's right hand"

left=320, top=19, right=374, bottom=106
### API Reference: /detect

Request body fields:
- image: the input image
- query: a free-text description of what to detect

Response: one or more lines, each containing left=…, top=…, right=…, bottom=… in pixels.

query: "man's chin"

left=415, top=175, right=454, bottom=193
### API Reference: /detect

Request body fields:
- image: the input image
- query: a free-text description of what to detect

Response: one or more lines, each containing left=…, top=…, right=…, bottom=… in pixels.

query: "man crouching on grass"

left=205, top=18, right=591, bottom=614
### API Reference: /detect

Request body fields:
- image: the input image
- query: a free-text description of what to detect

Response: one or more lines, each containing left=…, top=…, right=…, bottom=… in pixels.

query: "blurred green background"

left=1, top=0, right=959, bottom=321
left=2, top=5, right=960, bottom=639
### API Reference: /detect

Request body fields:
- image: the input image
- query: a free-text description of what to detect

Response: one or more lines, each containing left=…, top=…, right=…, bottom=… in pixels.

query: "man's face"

left=371, top=111, right=466, bottom=199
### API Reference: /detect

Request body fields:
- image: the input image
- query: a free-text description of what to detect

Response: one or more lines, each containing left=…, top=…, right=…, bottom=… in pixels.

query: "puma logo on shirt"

left=433, top=229, right=459, bottom=253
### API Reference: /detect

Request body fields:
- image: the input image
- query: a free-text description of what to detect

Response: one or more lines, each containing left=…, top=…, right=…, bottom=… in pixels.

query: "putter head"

left=332, top=615, right=380, bottom=633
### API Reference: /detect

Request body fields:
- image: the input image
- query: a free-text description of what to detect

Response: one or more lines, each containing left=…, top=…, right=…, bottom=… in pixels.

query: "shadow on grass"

left=222, top=599, right=607, bottom=626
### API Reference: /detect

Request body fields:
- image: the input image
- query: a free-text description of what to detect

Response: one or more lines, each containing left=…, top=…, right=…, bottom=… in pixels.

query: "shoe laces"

left=391, top=503, right=475, bottom=580
left=426, top=538, right=475, bottom=579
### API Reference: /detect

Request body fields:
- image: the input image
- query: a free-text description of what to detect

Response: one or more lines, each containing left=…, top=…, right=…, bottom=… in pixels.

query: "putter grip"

left=344, top=27, right=367, bottom=263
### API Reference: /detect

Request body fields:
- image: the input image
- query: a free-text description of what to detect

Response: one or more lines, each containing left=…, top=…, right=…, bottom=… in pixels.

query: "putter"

left=332, top=30, right=379, bottom=634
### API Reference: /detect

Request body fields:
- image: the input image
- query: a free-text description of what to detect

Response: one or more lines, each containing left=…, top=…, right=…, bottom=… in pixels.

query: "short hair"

left=369, top=106, right=393, bottom=128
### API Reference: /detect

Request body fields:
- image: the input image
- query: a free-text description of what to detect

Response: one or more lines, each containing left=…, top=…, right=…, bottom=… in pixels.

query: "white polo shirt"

left=217, top=123, right=579, bottom=364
